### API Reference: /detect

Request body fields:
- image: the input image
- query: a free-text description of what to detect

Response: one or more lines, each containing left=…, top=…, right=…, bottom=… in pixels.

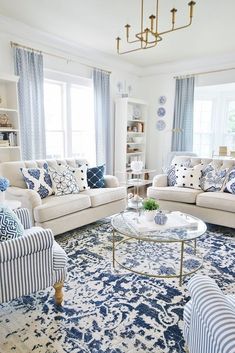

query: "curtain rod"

left=10, top=41, right=112, bottom=75
left=174, top=66, right=235, bottom=79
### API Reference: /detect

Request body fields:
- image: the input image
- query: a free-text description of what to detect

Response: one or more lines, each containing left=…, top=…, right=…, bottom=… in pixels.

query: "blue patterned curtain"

left=14, top=47, right=46, bottom=160
left=93, top=68, right=111, bottom=173
left=171, top=77, right=195, bottom=151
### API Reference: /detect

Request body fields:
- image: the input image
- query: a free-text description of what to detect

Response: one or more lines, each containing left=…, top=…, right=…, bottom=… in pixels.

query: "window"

left=44, top=76, right=95, bottom=165
left=193, top=83, right=235, bottom=157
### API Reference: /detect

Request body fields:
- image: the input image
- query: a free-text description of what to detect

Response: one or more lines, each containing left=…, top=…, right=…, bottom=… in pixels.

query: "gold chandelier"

left=116, top=0, right=196, bottom=55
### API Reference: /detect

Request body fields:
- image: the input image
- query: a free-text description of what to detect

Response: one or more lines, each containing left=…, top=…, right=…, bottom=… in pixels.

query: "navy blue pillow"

left=87, top=165, right=105, bottom=188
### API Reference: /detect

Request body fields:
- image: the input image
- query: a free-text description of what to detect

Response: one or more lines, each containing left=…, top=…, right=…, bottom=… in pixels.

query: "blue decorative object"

left=158, top=96, right=167, bottom=105
left=156, top=119, right=166, bottom=131
left=21, top=167, right=53, bottom=199
left=0, top=206, right=24, bottom=242
left=0, top=177, right=9, bottom=192
left=157, top=107, right=166, bottom=117
left=154, top=210, right=168, bottom=225
left=87, top=165, right=105, bottom=188
left=0, top=222, right=233, bottom=352
left=225, top=167, right=235, bottom=194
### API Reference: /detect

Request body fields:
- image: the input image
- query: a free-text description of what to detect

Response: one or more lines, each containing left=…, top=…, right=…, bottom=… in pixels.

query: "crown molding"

left=0, top=14, right=142, bottom=76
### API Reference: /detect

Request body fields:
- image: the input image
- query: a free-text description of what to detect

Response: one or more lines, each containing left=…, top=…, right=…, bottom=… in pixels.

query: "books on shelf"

left=0, top=132, right=17, bottom=146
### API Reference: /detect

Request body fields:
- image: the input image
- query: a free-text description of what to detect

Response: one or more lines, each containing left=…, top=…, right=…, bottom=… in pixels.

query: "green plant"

left=143, top=198, right=159, bottom=211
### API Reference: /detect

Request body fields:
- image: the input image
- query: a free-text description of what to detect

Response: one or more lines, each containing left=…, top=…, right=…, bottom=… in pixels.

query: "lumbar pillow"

left=68, top=164, right=89, bottom=191
left=0, top=206, right=24, bottom=242
left=175, top=164, right=203, bottom=190
left=21, top=164, right=53, bottom=199
left=224, top=167, right=235, bottom=194
left=167, top=159, right=192, bottom=186
left=49, top=165, right=80, bottom=196
left=87, top=165, right=105, bottom=188
left=200, top=164, right=228, bottom=192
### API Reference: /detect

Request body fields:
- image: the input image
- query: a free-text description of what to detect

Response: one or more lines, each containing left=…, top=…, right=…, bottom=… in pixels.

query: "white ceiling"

left=0, top=0, right=235, bottom=67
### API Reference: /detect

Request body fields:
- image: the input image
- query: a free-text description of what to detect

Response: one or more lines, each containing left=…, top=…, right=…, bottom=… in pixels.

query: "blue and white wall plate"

left=157, top=107, right=166, bottom=117
left=156, top=119, right=166, bottom=131
left=158, top=96, right=167, bottom=105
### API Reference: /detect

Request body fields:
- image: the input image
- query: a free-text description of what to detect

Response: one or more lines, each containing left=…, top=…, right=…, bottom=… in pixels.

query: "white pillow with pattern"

left=68, top=164, right=89, bottom=191
left=49, top=166, right=79, bottom=196
left=175, top=164, right=203, bottom=190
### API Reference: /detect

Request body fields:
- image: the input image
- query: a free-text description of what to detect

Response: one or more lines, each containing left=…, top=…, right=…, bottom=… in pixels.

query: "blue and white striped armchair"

left=184, top=275, right=235, bottom=353
left=0, top=208, right=67, bottom=305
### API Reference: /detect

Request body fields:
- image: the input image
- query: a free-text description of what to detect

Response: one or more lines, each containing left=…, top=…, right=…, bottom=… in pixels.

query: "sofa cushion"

left=0, top=206, right=24, bottom=241
left=68, top=164, right=89, bottom=191
left=225, top=167, right=235, bottom=194
left=175, top=164, right=203, bottom=190
left=34, top=194, right=91, bottom=223
left=87, top=165, right=105, bottom=188
left=200, top=164, right=228, bottom=192
left=147, top=186, right=203, bottom=204
left=21, top=166, right=53, bottom=199
left=83, top=187, right=126, bottom=207
left=49, top=166, right=80, bottom=196
left=196, top=192, right=235, bottom=212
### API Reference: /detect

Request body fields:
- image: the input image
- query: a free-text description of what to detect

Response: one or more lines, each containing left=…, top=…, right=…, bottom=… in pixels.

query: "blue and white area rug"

left=0, top=221, right=234, bottom=353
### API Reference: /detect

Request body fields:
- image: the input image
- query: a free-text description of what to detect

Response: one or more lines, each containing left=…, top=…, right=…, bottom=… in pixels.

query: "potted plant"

left=0, top=177, right=10, bottom=203
left=143, top=198, right=159, bottom=221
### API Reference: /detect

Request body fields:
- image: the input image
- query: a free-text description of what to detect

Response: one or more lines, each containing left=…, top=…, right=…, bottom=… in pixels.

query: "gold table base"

left=112, top=230, right=203, bottom=286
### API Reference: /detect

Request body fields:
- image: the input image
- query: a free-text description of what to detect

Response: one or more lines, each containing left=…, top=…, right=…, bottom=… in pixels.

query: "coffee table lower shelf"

left=112, top=230, right=203, bottom=286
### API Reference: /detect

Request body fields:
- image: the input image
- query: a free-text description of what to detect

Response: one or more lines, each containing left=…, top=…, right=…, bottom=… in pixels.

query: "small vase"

left=154, top=210, right=168, bottom=225
left=0, top=191, right=5, bottom=203
left=144, top=210, right=156, bottom=222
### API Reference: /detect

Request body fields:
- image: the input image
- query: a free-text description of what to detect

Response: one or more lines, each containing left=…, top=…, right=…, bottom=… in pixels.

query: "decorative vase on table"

left=0, top=177, right=10, bottom=204
left=144, top=210, right=157, bottom=222
left=154, top=210, right=168, bottom=225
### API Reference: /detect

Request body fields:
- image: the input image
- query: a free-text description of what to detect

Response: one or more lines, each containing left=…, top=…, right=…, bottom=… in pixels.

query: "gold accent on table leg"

left=194, top=239, right=197, bottom=255
left=179, top=241, right=184, bottom=286
left=53, top=281, right=64, bottom=305
left=113, top=229, right=116, bottom=268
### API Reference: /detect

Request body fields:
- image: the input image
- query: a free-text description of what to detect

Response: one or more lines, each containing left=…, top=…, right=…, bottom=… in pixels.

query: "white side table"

left=1, top=200, right=21, bottom=210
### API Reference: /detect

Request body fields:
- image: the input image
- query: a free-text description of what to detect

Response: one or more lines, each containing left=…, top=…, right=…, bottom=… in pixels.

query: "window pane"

left=44, top=82, right=63, bottom=130
left=228, top=101, right=235, bottom=133
left=46, top=132, right=64, bottom=158
left=71, top=85, right=94, bottom=131
left=193, top=99, right=213, bottom=156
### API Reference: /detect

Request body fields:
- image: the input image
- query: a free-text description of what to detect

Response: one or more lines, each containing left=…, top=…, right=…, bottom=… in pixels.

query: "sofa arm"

left=152, top=174, right=168, bottom=187
left=6, top=186, right=42, bottom=210
left=0, top=228, right=54, bottom=263
left=104, top=175, right=119, bottom=188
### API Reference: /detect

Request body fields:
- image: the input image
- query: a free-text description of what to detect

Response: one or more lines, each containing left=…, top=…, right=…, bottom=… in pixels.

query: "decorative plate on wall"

left=157, top=107, right=166, bottom=117
left=156, top=119, right=166, bottom=131
left=158, top=96, right=167, bottom=105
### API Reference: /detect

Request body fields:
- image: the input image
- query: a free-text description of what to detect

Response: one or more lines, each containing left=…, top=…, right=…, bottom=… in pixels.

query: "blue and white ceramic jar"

left=154, top=210, right=168, bottom=225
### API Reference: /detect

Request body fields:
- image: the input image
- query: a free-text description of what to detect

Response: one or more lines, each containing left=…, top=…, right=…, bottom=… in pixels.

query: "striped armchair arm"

left=14, top=208, right=32, bottom=229
left=187, top=275, right=235, bottom=353
left=0, top=229, right=54, bottom=263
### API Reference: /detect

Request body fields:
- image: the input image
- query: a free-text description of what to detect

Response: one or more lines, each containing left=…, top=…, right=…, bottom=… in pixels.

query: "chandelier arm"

left=155, top=0, right=159, bottom=33
left=144, top=36, right=163, bottom=48
left=141, top=0, right=144, bottom=48
left=117, top=46, right=147, bottom=55
left=158, top=19, right=192, bottom=36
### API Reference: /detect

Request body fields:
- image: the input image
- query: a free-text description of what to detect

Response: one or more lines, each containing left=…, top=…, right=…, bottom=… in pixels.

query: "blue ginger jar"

left=154, top=210, right=168, bottom=225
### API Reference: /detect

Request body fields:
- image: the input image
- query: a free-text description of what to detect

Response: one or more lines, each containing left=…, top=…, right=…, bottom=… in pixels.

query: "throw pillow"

left=200, top=164, right=228, bottom=192
left=175, top=164, right=203, bottom=190
left=87, top=165, right=105, bottom=189
left=224, top=167, right=235, bottom=194
left=21, top=164, right=53, bottom=199
left=167, top=159, right=192, bottom=186
left=0, top=206, right=24, bottom=242
left=68, top=164, right=89, bottom=191
left=49, top=165, right=80, bottom=196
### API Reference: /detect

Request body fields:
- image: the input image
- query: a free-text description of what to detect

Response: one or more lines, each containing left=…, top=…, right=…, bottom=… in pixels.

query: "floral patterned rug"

left=0, top=221, right=234, bottom=353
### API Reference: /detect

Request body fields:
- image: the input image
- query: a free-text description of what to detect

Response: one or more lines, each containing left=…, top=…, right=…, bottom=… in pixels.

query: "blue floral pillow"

left=225, top=167, right=235, bottom=194
left=21, top=163, right=53, bottom=199
left=87, top=165, right=105, bottom=188
left=201, top=164, right=228, bottom=192
left=0, top=206, right=24, bottom=242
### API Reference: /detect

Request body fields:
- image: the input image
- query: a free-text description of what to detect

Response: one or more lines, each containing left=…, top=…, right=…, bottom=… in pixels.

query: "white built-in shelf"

left=127, top=119, right=145, bottom=123
left=126, top=152, right=144, bottom=156
left=0, top=129, right=19, bottom=132
left=127, top=142, right=145, bottom=145
left=0, top=108, right=18, bottom=113
left=0, top=146, right=20, bottom=149
left=127, top=132, right=145, bottom=135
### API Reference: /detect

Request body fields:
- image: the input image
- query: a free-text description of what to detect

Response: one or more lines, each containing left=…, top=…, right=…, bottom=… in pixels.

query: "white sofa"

left=0, top=158, right=127, bottom=235
left=147, top=156, right=235, bottom=228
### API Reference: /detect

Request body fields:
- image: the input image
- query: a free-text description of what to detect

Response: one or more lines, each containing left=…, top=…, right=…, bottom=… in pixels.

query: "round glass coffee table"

left=111, top=211, right=207, bottom=285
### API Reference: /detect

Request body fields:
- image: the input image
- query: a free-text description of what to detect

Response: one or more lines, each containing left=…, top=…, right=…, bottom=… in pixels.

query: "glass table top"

left=111, top=211, right=207, bottom=242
